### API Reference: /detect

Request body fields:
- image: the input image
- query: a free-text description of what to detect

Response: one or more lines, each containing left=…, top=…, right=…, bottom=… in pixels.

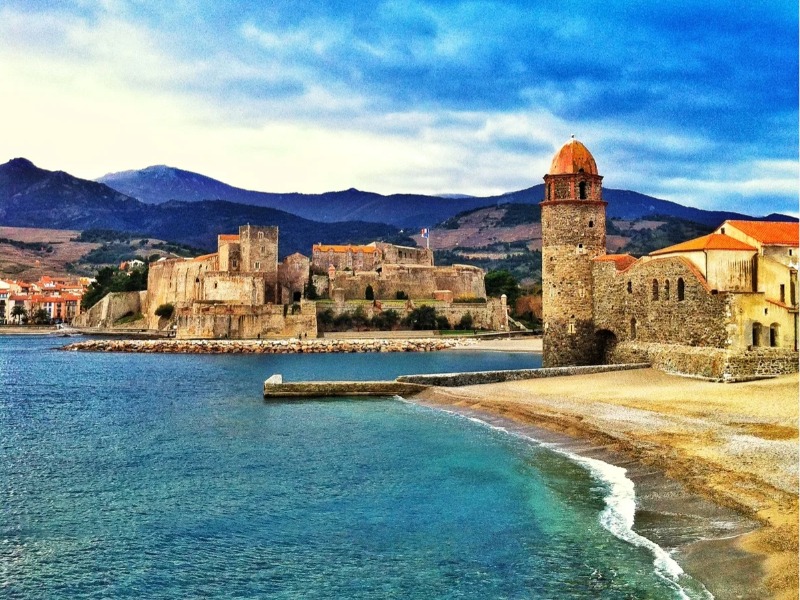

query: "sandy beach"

left=414, top=364, right=798, bottom=599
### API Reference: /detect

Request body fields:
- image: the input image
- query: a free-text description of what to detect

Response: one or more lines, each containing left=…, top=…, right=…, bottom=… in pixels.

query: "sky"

left=0, top=0, right=797, bottom=216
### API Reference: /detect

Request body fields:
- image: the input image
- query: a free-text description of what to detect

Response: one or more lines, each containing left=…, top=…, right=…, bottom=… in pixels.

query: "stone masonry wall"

left=175, top=301, right=316, bottom=339
left=592, top=257, right=731, bottom=348
left=73, top=290, right=146, bottom=328
left=326, top=264, right=485, bottom=302
left=611, top=341, right=798, bottom=381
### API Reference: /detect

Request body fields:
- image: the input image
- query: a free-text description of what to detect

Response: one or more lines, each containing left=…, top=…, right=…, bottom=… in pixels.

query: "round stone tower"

left=540, top=137, right=607, bottom=367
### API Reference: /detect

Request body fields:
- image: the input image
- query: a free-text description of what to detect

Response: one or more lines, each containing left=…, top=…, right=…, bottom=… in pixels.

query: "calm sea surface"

left=1, top=336, right=707, bottom=599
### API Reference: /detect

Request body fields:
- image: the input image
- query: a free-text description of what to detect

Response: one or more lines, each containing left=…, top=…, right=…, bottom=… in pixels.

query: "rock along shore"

left=59, top=337, right=477, bottom=354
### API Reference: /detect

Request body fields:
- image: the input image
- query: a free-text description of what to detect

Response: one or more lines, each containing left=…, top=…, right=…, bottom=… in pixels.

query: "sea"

left=0, top=335, right=713, bottom=599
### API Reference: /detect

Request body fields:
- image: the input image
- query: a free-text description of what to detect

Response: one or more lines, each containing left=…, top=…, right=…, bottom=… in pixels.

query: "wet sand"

left=413, top=367, right=798, bottom=599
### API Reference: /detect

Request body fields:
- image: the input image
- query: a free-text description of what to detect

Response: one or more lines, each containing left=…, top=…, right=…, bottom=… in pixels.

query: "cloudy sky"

left=1, top=1, right=797, bottom=215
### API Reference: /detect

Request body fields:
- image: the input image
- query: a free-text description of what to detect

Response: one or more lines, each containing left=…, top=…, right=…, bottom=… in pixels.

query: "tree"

left=154, top=303, right=174, bottom=319
left=403, top=305, right=437, bottom=330
left=365, top=285, right=374, bottom=300
left=457, top=312, right=474, bottom=330
left=11, top=305, right=27, bottom=324
left=32, top=308, right=50, bottom=325
left=485, top=270, right=521, bottom=305
left=435, top=315, right=450, bottom=330
left=371, top=309, right=400, bottom=331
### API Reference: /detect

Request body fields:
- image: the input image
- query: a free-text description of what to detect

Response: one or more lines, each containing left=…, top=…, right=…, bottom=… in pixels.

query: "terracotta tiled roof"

left=191, top=253, right=218, bottom=262
left=313, top=244, right=378, bottom=253
left=218, top=234, right=240, bottom=241
left=549, top=137, right=598, bottom=175
left=724, top=221, right=799, bottom=246
left=592, top=254, right=637, bottom=270
left=650, top=233, right=756, bottom=255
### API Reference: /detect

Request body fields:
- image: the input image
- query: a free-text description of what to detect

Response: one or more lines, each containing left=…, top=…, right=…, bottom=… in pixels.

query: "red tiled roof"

left=651, top=233, right=756, bottom=255
left=592, top=254, right=637, bottom=270
left=312, top=244, right=378, bottom=253
left=724, top=220, right=799, bottom=246
left=218, top=234, right=240, bottom=242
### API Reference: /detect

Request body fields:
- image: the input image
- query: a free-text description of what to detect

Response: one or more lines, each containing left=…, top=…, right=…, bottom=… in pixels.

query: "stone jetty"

left=59, top=337, right=475, bottom=354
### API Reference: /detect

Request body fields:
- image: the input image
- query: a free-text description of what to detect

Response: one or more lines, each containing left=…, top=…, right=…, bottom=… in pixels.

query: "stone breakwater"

left=59, top=338, right=476, bottom=354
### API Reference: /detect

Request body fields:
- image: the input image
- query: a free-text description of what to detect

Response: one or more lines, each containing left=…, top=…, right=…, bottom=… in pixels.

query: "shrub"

left=154, top=303, right=174, bottom=319
left=456, top=313, right=474, bottom=330
left=395, top=290, right=408, bottom=300
left=403, top=306, right=437, bottom=330
left=371, top=309, right=400, bottom=331
left=317, top=308, right=334, bottom=331
left=435, top=315, right=450, bottom=330
left=453, top=296, right=486, bottom=304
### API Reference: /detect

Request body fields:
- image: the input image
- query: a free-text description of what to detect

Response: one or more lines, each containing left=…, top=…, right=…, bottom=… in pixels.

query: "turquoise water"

left=1, top=337, right=703, bottom=599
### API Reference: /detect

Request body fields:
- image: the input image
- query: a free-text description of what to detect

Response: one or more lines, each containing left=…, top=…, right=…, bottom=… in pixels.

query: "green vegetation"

left=402, top=305, right=437, bottom=330
left=484, top=270, right=522, bottom=305
left=31, top=308, right=50, bottom=325
left=0, top=238, right=54, bottom=253
left=115, top=311, right=144, bottom=325
left=497, top=203, right=541, bottom=227
left=11, top=305, right=27, bottom=323
left=154, top=303, right=174, bottom=319
left=435, top=249, right=541, bottom=286
left=73, top=229, right=144, bottom=243
left=81, top=266, right=149, bottom=310
left=452, top=296, right=486, bottom=304
left=395, top=290, right=408, bottom=300
left=456, top=313, right=474, bottom=330
left=620, top=217, right=714, bottom=257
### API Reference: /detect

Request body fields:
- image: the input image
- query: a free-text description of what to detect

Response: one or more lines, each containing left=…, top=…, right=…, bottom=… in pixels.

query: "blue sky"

left=0, top=0, right=797, bottom=215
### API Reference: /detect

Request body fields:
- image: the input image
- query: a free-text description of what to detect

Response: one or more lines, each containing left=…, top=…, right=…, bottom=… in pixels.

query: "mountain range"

left=97, top=164, right=794, bottom=229
left=0, top=158, right=794, bottom=259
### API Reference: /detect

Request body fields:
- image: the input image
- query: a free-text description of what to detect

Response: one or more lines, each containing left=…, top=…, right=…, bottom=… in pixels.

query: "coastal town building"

left=541, top=137, right=799, bottom=379
left=0, top=275, right=89, bottom=324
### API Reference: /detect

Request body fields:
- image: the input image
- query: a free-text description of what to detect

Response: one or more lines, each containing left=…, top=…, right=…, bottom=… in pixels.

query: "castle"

left=75, top=224, right=507, bottom=337
left=541, top=137, right=798, bottom=380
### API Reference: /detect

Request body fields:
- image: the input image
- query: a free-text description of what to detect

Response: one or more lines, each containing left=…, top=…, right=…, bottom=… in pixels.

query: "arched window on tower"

left=652, top=279, right=659, bottom=300
left=630, top=317, right=637, bottom=340
left=546, top=184, right=551, bottom=200
left=664, top=280, right=670, bottom=300
left=579, top=181, right=587, bottom=199
left=677, top=278, right=685, bottom=301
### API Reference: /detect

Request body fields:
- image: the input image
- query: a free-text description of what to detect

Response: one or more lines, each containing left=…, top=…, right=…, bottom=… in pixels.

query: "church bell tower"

left=540, top=136, right=607, bottom=367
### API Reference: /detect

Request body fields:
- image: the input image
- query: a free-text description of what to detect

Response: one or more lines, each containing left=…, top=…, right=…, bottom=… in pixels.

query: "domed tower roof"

left=549, top=136, right=598, bottom=175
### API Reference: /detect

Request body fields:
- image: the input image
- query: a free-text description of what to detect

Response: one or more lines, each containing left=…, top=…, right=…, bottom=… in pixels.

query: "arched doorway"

left=595, top=329, right=618, bottom=364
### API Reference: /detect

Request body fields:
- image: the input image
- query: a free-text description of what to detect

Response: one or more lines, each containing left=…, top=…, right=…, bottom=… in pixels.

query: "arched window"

left=752, top=322, right=762, bottom=347
left=258, top=231, right=264, bottom=239
left=677, top=278, right=685, bottom=301
left=770, top=323, right=780, bottom=347
left=579, top=181, right=587, bottom=199
left=630, top=317, right=637, bottom=340
left=627, top=280, right=632, bottom=294
left=568, top=315, right=576, bottom=335
left=652, top=279, right=659, bottom=300
left=547, top=184, right=551, bottom=200
left=664, top=280, right=670, bottom=300
left=588, top=220, right=594, bottom=228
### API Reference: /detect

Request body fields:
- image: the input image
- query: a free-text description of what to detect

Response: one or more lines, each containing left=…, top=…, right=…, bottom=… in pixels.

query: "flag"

left=421, top=228, right=429, bottom=238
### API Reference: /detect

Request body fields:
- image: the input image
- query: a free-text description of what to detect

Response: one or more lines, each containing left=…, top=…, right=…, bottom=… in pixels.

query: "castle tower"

left=540, top=137, right=606, bottom=367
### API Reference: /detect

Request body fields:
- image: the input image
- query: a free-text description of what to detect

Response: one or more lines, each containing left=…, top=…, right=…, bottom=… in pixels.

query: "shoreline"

left=411, top=369, right=798, bottom=600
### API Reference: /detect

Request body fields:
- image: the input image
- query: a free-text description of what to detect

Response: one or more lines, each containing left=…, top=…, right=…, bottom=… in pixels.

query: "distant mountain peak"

left=4, top=157, right=37, bottom=170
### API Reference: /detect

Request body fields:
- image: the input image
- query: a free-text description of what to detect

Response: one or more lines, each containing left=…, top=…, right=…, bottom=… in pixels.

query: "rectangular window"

left=254, top=262, right=260, bottom=270
left=780, top=284, right=785, bottom=303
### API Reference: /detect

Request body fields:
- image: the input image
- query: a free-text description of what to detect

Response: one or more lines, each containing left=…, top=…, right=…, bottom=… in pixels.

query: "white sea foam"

left=428, top=405, right=714, bottom=600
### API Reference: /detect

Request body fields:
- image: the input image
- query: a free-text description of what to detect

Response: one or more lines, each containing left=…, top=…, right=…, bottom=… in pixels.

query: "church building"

left=541, top=138, right=798, bottom=380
